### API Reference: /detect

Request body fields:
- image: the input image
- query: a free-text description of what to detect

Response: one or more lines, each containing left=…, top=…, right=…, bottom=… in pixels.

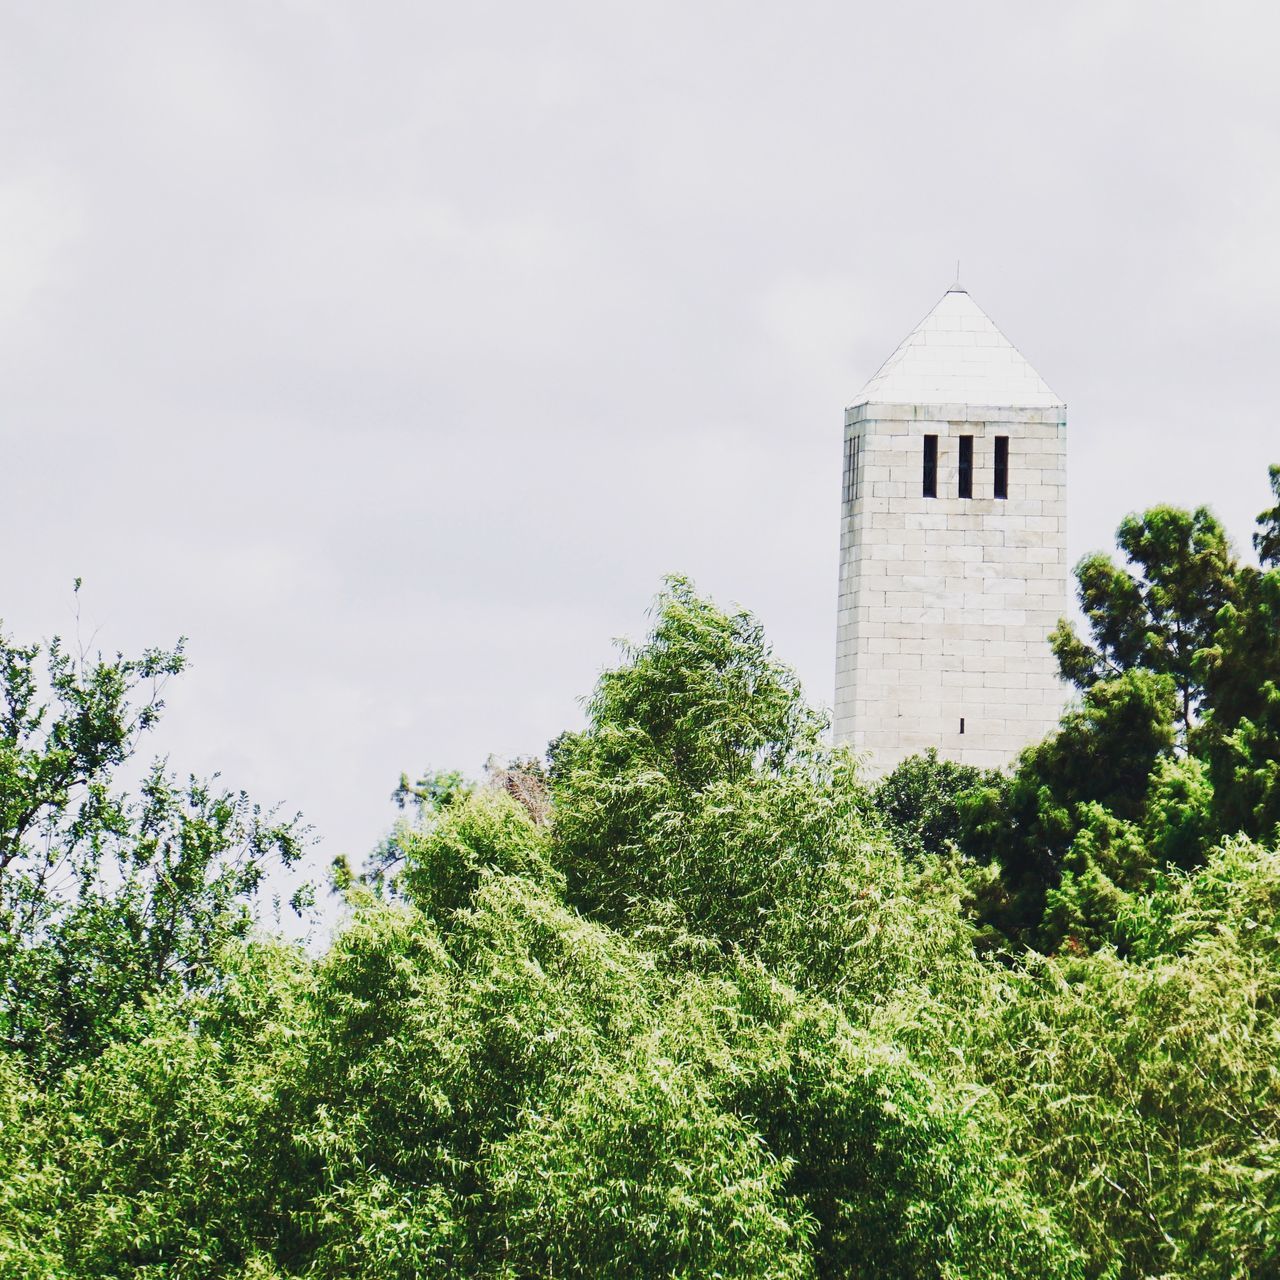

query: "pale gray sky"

left=3, top=1, right=1278, bottom=879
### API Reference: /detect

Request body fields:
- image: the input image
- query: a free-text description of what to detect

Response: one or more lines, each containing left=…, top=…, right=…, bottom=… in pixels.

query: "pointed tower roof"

left=851, top=287, right=1063, bottom=409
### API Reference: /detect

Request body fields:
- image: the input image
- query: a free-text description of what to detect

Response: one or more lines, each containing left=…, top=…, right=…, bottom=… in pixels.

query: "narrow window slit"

left=842, top=435, right=862, bottom=504
left=958, top=435, right=973, bottom=499
left=922, top=435, right=938, bottom=498
left=994, top=436, right=1009, bottom=500
left=959, top=717, right=965, bottom=735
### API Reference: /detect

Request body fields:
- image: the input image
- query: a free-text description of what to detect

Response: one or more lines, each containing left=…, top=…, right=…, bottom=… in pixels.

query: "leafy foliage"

left=872, top=749, right=992, bottom=858
left=1256, top=464, right=1280, bottom=569
left=549, top=575, right=840, bottom=953
left=0, top=608, right=303, bottom=1075
left=4, top=547, right=1280, bottom=1277
left=1198, top=533, right=1280, bottom=842
left=955, top=466, right=1280, bottom=947
left=959, top=668, right=1177, bottom=942
left=1050, top=504, right=1238, bottom=739
left=978, top=838, right=1280, bottom=1280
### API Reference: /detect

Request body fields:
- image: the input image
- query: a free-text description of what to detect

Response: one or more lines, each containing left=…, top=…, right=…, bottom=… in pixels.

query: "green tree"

left=548, top=574, right=844, bottom=953
left=10, top=573, right=1280, bottom=1278
left=980, top=839, right=1280, bottom=1280
left=1255, top=463, right=1280, bottom=569
left=872, top=748, right=991, bottom=859
left=1051, top=505, right=1238, bottom=740
left=0, top=1051, right=61, bottom=1279
left=1191, top=467, right=1280, bottom=841
left=961, top=669, right=1177, bottom=943
left=0, top=606, right=303, bottom=1074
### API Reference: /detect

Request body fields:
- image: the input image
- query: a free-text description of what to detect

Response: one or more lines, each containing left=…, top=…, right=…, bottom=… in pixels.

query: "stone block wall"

left=833, top=401, right=1069, bottom=774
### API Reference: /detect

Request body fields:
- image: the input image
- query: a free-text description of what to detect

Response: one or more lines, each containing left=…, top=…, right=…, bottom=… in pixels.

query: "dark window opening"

left=958, top=435, right=973, bottom=499
left=922, top=434, right=938, bottom=498
left=994, top=435, right=1009, bottom=500
left=959, top=717, right=965, bottom=735
left=843, top=435, right=862, bottom=504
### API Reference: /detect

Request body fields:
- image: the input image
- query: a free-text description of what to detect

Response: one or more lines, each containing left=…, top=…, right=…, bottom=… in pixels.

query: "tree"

left=960, top=668, right=1177, bottom=943
left=1255, top=464, right=1280, bottom=569
left=9, top=574, right=1280, bottom=1277
left=548, top=574, right=843, bottom=951
left=1050, top=505, right=1238, bottom=741
left=980, top=839, right=1280, bottom=1280
left=0, top=604, right=304, bottom=1073
left=1192, top=466, right=1280, bottom=842
left=871, top=748, right=992, bottom=859
left=1198, top=580, right=1280, bottom=840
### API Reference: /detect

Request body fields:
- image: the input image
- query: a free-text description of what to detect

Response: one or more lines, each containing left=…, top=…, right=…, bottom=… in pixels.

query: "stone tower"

left=834, top=285, right=1068, bottom=773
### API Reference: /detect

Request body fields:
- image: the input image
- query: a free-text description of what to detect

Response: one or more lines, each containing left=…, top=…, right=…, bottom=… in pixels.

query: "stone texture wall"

left=833, top=402, right=1068, bottom=774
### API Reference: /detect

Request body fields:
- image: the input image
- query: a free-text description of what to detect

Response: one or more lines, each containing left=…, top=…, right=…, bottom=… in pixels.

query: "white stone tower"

left=834, top=285, right=1068, bottom=773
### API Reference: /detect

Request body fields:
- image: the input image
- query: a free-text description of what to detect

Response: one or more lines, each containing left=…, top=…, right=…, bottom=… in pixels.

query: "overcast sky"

left=3, top=1, right=1278, bottom=888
